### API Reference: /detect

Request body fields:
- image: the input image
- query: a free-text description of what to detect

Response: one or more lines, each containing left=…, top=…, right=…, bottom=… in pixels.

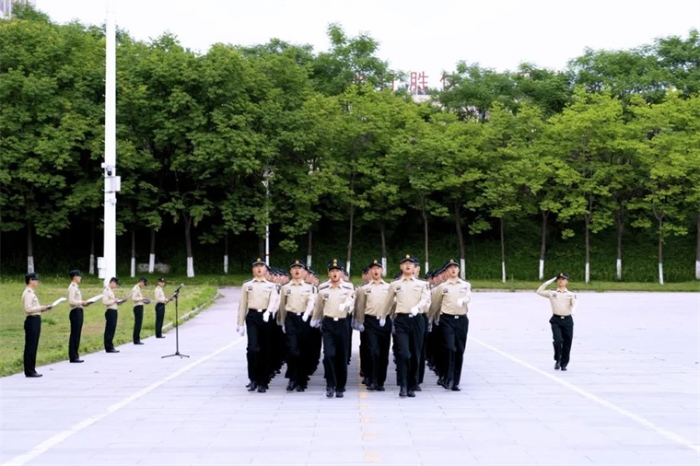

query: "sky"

left=36, top=0, right=700, bottom=90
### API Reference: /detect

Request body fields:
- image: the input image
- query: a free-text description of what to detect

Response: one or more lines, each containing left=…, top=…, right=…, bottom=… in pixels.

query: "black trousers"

left=418, top=314, right=429, bottom=384
left=133, top=305, right=144, bottom=343
left=104, top=309, right=118, bottom=350
left=393, top=313, right=426, bottom=389
left=68, top=308, right=84, bottom=361
left=364, top=315, right=391, bottom=387
left=24, top=315, right=41, bottom=375
left=285, top=313, right=312, bottom=385
left=550, top=315, right=574, bottom=367
left=440, top=314, right=469, bottom=386
left=308, top=327, right=323, bottom=376
left=359, top=327, right=369, bottom=377
left=347, top=317, right=353, bottom=364
left=245, top=309, right=270, bottom=386
left=155, top=303, right=166, bottom=337
left=322, top=317, right=349, bottom=391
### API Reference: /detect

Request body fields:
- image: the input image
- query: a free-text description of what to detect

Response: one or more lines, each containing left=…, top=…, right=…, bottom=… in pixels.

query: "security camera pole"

left=99, top=2, right=120, bottom=286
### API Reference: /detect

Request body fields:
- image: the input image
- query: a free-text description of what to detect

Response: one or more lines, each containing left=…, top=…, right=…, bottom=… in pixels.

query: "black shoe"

left=326, top=386, right=335, bottom=398
left=156, top=336, right=166, bottom=339
left=414, top=385, right=422, bottom=392
left=257, top=385, right=268, bottom=393
left=407, top=388, right=416, bottom=398
left=248, top=383, right=258, bottom=392
left=437, top=377, right=445, bottom=386
left=336, top=391, right=344, bottom=398
left=70, top=359, right=84, bottom=363
left=106, top=349, right=120, bottom=353
left=359, top=370, right=365, bottom=377
left=366, top=383, right=377, bottom=391
left=361, top=377, right=368, bottom=385
left=443, top=379, right=452, bottom=390
left=399, top=386, right=408, bottom=397
left=376, top=385, right=385, bottom=392
left=26, top=373, right=42, bottom=378
left=286, top=381, right=296, bottom=392
left=560, top=366, right=568, bottom=371
left=554, top=361, right=561, bottom=370
left=451, top=385, right=461, bottom=392
left=134, top=342, right=144, bottom=345
left=295, top=385, right=306, bottom=392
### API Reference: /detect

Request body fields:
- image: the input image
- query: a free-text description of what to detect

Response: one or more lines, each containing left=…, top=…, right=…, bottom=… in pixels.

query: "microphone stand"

left=162, top=284, right=189, bottom=359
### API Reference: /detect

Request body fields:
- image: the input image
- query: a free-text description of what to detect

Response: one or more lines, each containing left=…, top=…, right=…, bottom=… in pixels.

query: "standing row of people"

left=21, top=272, right=175, bottom=377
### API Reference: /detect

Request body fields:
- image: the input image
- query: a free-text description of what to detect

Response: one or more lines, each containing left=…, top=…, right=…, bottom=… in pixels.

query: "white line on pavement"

left=471, top=337, right=700, bottom=455
left=2, top=338, right=245, bottom=466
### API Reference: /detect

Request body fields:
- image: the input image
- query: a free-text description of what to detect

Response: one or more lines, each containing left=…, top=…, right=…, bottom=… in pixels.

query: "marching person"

left=103, top=277, right=124, bottom=353
left=22, top=273, right=52, bottom=377
left=354, top=259, right=391, bottom=391
left=154, top=278, right=171, bottom=338
left=537, top=272, right=577, bottom=371
left=428, top=259, right=471, bottom=391
left=131, top=277, right=149, bottom=345
left=278, top=259, right=317, bottom=392
left=67, top=269, right=92, bottom=363
left=311, top=258, right=355, bottom=398
left=384, top=254, right=431, bottom=398
left=237, top=258, right=280, bottom=393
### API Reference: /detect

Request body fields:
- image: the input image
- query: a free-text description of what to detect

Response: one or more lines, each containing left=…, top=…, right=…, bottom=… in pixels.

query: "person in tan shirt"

left=429, top=259, right=471, bottom=391
left=354, top=259, right=391, bottom=391
left=131, top=277, right=150, bottom=345
left=278, top=259, right=317, bottom=392
left=537, top=272, right=577, bottom=371
left=383, top=254, right=431, bottom=398
left=311, top=258, right=355, bottom=398
left=22, top=273, right=52, bottom=377
left=67, top=269, right=93, bottom=363
left=153, top=278, right=171, bottom=338
left=237, top=258, right=281, bottom=393
left=103, top=277, right=125, bottom=353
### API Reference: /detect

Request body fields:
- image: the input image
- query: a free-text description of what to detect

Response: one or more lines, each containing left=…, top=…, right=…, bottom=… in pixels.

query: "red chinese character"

left=409, top=71, right=429, bottom=94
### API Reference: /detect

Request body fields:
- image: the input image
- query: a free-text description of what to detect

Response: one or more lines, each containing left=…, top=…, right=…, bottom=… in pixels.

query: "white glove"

left=427, top=321, right=433, bottom=333
left=339, top=303, right=347, bottom=313
left=357, top=323, right=365, bottom=332
left=410, top=306, right=419, bottom=316
left=236, top=325, right=245, bottom=337
left=310, top=319, right=320, bottom=328
left=281, top=325, right=286, bottom=334
left=302, top=312, right=310, bottom=322
left=263, top=311, right=270, bottom=322
left=547, top=276, right=557, bottom=284
left=379, top=317, right=386, bottom=327
left=435, top=317, right=440, bottom=326
left=457, top=298, right=464, bottom=307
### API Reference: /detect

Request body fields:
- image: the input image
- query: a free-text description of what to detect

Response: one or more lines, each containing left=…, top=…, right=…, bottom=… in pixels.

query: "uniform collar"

left=291, top=279, right=305, bottom=286
left=252, top=277, right=267, bottom=283
left=371, top=279, right=386, bottom=285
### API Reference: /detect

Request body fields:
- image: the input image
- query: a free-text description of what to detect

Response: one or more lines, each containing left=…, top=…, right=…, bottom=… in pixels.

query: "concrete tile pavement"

left=0, top=289, right=698, bottom=466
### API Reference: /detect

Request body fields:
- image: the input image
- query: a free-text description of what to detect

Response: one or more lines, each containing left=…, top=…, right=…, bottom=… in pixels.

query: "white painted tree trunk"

left=187, top=256, right=195, bottom=278
left=381, top=257, right=387, bottom=277
left=346, top=260, right=351, bottom=276
left=130, top=257, right=135, bottom=278
left=27, top=256, right=34, bottom=273
left=223, top=255, right=229, bottom=274
left=148, top=253, right=155, bottom=273
left=658, top=263, right=664, bottom=285
left=696, top=260, right=700, bottom=280
left=585, top=262, right=590, bottom=284
left=306, top=255, right=312, bottom=268
left=89, top=254, right=95, bottom=275
left=460, top=258, right=465, bottom=280
left=616, top=259, right=622, bottom=281
left=501, top=262, right=506, bottom=283
left=424, top=262, right=429, bottom=277
left=539, top=259, right=544, bottom=280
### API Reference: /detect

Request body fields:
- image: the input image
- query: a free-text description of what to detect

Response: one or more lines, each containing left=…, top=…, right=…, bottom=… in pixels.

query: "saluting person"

left=311, top=259, right=355, bottom=398
left=67, top=269, right=92, bottom=363
left=428, top=259, right=471, bottom=391
left=237, top=258, right=280, bottom=393
left=22, top=273, right=52, bottom=377
left=153, top=278, right=171, bottom=338
left=537, top=272, right=577, bottom=371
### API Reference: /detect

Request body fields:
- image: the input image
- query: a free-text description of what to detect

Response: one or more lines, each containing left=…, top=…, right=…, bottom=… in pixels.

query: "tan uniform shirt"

left=103, top=287, right=118, bottom=310
left=384, top=276, right=431, bottom=318
left=354, top=280, right=390, bottom=324
left=22, top=287, right=43, bottom=316
left=428, top=279, right=471, bottom=319
left=154, top=285, right=167, bottom=304
left=67, top=282, right=83, bottom=310
left=278, top=280, right=316, bottom=324
left=536, top=282, right=576, bottom=316
left=312, top=281, right=355, bottom=320
left=131, top=284, right=145, bottom=306
left=237, top=278, right=279, bottom=327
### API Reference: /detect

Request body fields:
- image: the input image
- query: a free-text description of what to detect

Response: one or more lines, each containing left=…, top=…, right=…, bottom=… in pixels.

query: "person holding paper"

left=131, top=277, right=149, bottom=345
left=103, top=277, right=124, bottom=353
left=67, top=269, right=91, bottom=363
left=153, top=278, right=171, bottom=339
left=537, top=272, right=577, bottom=371
left=22, top=273, right=51, bottom=377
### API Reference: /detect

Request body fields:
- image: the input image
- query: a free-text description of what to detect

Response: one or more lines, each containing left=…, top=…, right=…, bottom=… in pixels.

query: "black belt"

left=366, top=315, right=383, bottom=319
left=249, top=308, right=267, bottom=313
left=323, top=316, right=346, bottom=321
left=554, top=314, right=572, bottom=319
left=442, top=314, right=467, bottom=319
left=26, top=315, right=41, bottom=318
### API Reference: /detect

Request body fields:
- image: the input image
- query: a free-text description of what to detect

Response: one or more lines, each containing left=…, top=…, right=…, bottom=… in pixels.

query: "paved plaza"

left=1, top=288, right=698, bottom=466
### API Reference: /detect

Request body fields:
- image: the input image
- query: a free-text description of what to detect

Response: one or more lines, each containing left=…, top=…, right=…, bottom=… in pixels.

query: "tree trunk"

left=148, top=227, right=156, bottom=273
left=616, top=209, right=624, bottom=281
left=184, top=215, right=194, bottom=278
left=500, top=217, right=506, bottom=283
left=696, top=212, right=699, bottom=280
left=26, top=220, right=34, bottom=273
left=380, top=220, right=387, bottom=277
left=89, top=214, right=96, bottom=275
left=658, top=217, right=664, bottom=285
left=130, top=229, right=136, bottom=278
left=346, top=203, right=354, bottom=276
left=306, top=229, right=313, bottom=268
left=455, top=200, right=466, bottom=280
left=584, top=213, right=591, bottom=284
left=539, top=211, right=548, bottom=280
left=223, top=233, right=229, bottom=274
left=421, top=202, right=429, bottom=275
